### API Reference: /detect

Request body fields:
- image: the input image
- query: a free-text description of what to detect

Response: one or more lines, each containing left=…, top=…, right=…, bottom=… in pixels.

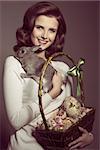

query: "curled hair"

left=13, top=1, right=67, bottom=58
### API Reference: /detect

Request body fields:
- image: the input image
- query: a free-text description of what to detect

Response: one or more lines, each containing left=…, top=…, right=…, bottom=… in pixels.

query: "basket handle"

left=38, top=52, right=85, bottom=130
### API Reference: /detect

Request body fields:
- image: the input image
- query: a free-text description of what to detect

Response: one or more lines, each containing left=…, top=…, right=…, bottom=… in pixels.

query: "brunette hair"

left=13, top=1, right=67, bottom=58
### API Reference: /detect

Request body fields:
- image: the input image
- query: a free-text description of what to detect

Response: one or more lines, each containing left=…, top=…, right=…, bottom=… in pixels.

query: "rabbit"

left=16, top=46, right=55, bottom=93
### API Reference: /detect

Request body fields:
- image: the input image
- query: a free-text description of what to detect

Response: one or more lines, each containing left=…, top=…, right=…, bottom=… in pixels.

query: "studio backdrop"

left=0, top=1, right=99, bottom=150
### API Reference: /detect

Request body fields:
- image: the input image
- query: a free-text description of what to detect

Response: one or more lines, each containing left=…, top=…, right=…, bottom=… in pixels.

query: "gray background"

left=0, top=1, right=99, bottom=150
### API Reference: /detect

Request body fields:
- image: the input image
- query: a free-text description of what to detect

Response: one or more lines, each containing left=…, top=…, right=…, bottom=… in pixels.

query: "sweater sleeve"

left=3, top=56, right=52, bottom=130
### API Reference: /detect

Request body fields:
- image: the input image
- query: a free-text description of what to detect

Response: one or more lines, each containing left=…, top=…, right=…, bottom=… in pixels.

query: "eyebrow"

left=35, top=24, right=58, bottom=30
left=35, top=25, right=43, bottom=28
left=49, top=27, right=58, bottom=30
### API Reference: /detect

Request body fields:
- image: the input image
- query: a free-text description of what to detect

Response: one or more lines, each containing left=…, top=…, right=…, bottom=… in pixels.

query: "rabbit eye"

left=21, top=48, right=27, bottom=54
left=21, top=49, right=25, bottom=53
left=18, top=48, right=27, bottom=58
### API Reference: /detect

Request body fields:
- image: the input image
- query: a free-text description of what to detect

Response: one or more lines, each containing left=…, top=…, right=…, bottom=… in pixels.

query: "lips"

left=38, top=39, right=48, bottom=45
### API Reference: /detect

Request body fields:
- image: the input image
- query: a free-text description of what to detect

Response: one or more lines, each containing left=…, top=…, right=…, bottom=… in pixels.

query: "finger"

left=68, top=137, right=82, bottom=147
left=78, top=126, right=88, bottom=134
left=69, top=142, right=82, bottom=150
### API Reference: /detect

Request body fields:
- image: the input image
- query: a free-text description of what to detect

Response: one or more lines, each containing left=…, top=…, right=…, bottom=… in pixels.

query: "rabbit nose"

left=31, top=45, right=42, bottom=52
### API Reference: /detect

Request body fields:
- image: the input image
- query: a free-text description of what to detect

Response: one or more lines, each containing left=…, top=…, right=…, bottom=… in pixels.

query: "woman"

left=3, top=2, right=93, bottom=150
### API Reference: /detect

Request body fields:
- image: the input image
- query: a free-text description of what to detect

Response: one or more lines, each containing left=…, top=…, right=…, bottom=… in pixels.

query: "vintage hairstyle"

left=13, top=1, right=67, bottom=58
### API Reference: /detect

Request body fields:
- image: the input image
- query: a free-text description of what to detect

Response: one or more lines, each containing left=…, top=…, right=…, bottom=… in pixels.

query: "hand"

left=68, top=127, right=94, bottom=150
left=49, top=72, right=63, bottom=99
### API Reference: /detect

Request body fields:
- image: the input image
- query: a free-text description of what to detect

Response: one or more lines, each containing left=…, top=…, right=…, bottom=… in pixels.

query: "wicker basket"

left=32, top=52, right=95, bottom=150
left=33, top=108, right=95, bottom=150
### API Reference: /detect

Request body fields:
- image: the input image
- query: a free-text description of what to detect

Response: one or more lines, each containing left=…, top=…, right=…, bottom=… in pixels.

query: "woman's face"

left=31, top=15, right=59, bottom=50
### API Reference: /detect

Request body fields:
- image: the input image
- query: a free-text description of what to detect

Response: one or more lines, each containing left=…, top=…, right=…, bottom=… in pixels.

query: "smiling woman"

left=31, top=15, right=59, bottom=50
left=13, top=1, right=66, bottom=58
left=3, top=1, right=95, bottom=150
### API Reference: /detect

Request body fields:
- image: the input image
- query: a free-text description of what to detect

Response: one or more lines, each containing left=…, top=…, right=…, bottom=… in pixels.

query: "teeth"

left=39, top=40, right=47, bottom=44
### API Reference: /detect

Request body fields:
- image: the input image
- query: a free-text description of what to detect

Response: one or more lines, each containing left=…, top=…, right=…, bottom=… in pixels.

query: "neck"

left=37, top=51, right=47, bottom=60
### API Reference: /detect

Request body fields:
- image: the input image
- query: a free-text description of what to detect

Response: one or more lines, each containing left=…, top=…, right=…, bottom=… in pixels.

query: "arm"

left=49, top=72, right=63, bottom=99
left=50, top=61, right=73, bottom=99
left=3, top=57, right=53, bottom=130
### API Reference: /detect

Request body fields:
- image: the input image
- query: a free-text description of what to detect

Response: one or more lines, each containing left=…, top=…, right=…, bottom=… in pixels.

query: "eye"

left=20, top=49, right=26, bottom=54
left=18, top=48, right=27, bottom=58
left=35, top=25, right=43, bottom=30
left=21, top=49, right=26, bottom=54
left=49, top=28, right=57, bottom=33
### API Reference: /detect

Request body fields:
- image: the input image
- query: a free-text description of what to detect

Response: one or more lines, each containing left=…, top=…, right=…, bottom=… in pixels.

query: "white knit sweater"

left=3, top=56, right=71, bottom=150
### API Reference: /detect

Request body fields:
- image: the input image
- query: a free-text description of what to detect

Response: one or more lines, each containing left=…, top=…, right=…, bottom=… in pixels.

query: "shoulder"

left=5, top=55, right=20, bottom=65
left=4, top=55, right=22, bottom=71
left=5, top=55, right=18, bottom=63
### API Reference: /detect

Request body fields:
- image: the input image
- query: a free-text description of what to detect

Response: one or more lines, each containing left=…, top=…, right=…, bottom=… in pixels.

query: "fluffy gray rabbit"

left=16, top=46, right=55, bottom=93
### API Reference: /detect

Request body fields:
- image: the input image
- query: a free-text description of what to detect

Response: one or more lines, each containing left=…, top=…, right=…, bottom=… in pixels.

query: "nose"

left=41, top=30, right=48, bottom=40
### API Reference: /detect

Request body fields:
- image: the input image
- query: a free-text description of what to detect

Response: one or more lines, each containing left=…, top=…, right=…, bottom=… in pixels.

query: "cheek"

left=31, top=29, right=41, bottom=45
left=32, top=29, right=40, bottom=37
left=49, top=33, right=57, bottom=43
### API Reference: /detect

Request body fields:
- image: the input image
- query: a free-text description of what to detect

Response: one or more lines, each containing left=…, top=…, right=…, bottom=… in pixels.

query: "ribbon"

left=67, top=58, right=85, bottom=97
